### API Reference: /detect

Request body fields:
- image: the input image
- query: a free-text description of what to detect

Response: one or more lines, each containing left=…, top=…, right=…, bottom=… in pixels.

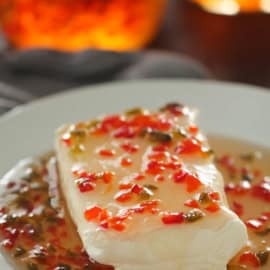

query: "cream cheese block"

left=55, top=103, right=248, bottom=270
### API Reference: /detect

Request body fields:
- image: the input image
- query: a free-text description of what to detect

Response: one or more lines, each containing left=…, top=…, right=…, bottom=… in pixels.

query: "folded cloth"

left=0, top=49, right=209, bottom=114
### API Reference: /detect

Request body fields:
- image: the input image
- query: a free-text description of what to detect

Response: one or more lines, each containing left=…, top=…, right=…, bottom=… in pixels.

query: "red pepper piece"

left=121, top=157, right=133, bottom=167
left=262, top=212, right=270, bottom=218
left=100, top=221, right=109, bottom=230
left=146, top=160, right=165, bottom=175
left=245, top=219, right=264, bottom=230
left=109, top=216, right=127, bottom=232
left=1, top=239, right=15, bottom=250
left=133, top=206, right=145, bottom=214
left=209, top=192, right=220, bottom=201
left=113, top=126, right=136, bottom=139
left=99, top=149, right=115, bottom=157
left=156, top=118, right=172, bottom=131
left=101, top=115, right=125, bottom=131
left=1, top=228, right=18, bottom=250
left=252, top=180, right=270, bottom=202
left=155, top=175, right=165, bottom=182
left=131, top=184, right=143, bottom=194
left=184, top=199, right=200, bottom=209
left=218, top=155, right=234, bottom=167
left=141, top=200, right=160, bottom=214
left=130, top=114, right=152, bottom=128
left=225, top=182, right=251, bottom=196
left=205, top=202, right=220, bottom=213
left=188, top=125, right=199, bottom=134
left=148, top=152, right=168, bottom=160
left=173, top=170, right=187, bottom=183
left=103, top=172, right=114, bottom=183
left=119, top=183, right=133, bottom=190
left=185, top=174, right=202, bottom=193
left=84, top=206, right=103, bottom=221
left=110, top=222, right=126, bottom=232
left=152, top=144, right=168, bottom=152
left=131, top=114, right=171, bottom=131
left=258, top=215, right=269, bottom=222
left=61, top=133, right=72, bottom=146
left=6, top=182, right=16, bottom=189
left=232, top=201, right=244, bottom=217
left=140, top=200, right=160, bottom=208
left=175, top=139, right=203, bottom=155
left=173, top=171, right=202, bottom=193
left=165, top=104, right=184, bottom=116
left=162, top=212, right=185, bottom=225
left=133, top=174, right=145, bottom=181
left=121, top=142, right=139, bottom=153
left=77, top=179, right=96, bottom=193
left=115, top=191, right=132, bottom=203
left=224, top=183, right=236, bottom=193
left=165, top=161, right=182, bottom=170
left=72, top=169, right=87, bottom=178
left=92, top=127, right=107, bottom=135
left=239, top=252, right=260, bottom=268
left=99, top=209, right=110, bottom=222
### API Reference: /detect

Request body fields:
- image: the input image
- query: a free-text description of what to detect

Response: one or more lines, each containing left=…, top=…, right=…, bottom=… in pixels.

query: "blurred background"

left=1, top=0, right=270, bottom=112
left=156, top=0, right=270, bottom=87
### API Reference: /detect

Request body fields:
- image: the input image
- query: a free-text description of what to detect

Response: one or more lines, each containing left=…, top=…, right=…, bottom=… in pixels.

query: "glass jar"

left=0, top=0, right=166, bottom=51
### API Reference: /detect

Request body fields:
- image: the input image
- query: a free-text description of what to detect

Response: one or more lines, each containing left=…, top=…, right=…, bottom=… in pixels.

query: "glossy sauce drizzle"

left=211, top=136, right=270, bottom=270
left=0, top=136, right=269, bottom=270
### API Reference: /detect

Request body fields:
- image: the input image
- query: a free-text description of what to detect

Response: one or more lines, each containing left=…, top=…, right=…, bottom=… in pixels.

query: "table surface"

left=151, top=0, right=270, bottom=88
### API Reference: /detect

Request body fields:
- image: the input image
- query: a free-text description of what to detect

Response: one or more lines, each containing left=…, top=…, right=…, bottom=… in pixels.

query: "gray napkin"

left=0, top=49, right=209, bottom=115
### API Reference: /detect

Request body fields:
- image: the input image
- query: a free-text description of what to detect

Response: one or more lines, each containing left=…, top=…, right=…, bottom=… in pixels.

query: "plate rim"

left=1, top=78, right=270, bottom=124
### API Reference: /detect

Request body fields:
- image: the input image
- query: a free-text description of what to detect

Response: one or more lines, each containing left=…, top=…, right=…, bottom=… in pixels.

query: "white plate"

left=0, top=79, right=269, bottom=268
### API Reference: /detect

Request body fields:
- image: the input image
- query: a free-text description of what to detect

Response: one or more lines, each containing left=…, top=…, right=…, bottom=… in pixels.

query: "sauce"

left=210, top=136, right=270, bottom=270
left=0, top=153, right=112, bottom=270
left=0, top=135, right=269, bottom=270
